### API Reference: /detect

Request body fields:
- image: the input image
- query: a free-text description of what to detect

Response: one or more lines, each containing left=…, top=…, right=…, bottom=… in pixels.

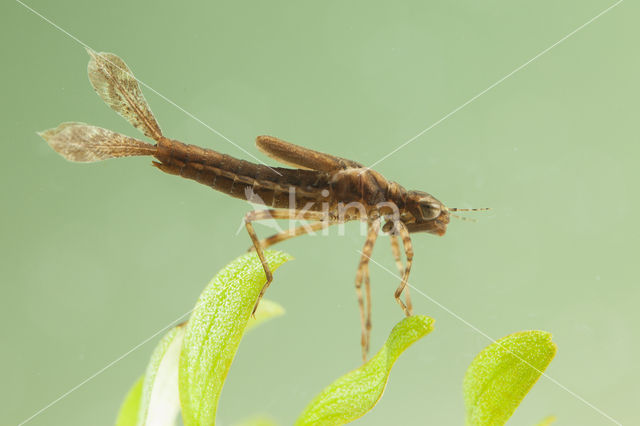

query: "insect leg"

left=355, top=218, right=381, bottom=362
left=390, top=233, right=403, bottom=275
left=248, top=220, right=330, bottom=251
left=393, top=223, right=414, bottom=316
left=244, top=209, right=330, bottom=314
left=364, top=253, right=372, bottom=357
left=390, top=232, right=413, bottom=314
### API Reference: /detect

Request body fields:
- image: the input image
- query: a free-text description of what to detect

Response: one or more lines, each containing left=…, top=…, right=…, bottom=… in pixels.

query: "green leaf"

left=138, top=325, right=185, bottom=426
left=463, top=330, right=557, bottom=426
left=115, top=376, right=143, bottom=426
left=535, top=415, right=557, bottom=426
left=179, top=250, right=292, bottom=426
left=233, top=414, right=280, bottom=426
left=295, top=315, right=435, bottom=426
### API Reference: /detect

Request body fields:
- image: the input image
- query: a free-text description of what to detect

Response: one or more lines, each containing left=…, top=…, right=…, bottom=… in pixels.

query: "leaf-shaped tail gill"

left=39, top=122, right=156, bottom=163
left=87, top=50, right=163, bottom=141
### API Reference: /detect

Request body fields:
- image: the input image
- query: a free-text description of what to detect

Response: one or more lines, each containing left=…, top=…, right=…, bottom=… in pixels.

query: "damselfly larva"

left=40, top=51, right=487, bottom=361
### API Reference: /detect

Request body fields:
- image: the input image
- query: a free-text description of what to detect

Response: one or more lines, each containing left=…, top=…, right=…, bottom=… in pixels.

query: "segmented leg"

left=363, top=255, right=372, bottom=356
left=245, top=209, right=330, bottom=314
left=355, top=218, right=381, bottom=362
left=248, top=220, right=329, bottom=251
left=393, top=222, right=414, bottom=317
left=390, top=233, right=413, bottom=315
left=390, top=232, right=403, bottom=274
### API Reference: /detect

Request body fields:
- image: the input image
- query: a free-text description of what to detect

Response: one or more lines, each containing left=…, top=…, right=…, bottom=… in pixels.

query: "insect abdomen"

left=152, top=138, right=331, bottom=211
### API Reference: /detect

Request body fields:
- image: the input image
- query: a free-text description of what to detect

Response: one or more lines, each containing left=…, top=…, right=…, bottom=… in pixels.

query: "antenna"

left=447, top=207, right=491, bottom=212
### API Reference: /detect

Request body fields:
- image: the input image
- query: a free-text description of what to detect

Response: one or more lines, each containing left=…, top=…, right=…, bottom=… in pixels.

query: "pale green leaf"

left=138, top=326, right=185, bottom=426
left=463, top=331, right=557, bottom=426
left=295, top=315, right=435, bottom=426
left=115, top=376, right=144, bottom=426
left=179, top=250, right=292, bottom=426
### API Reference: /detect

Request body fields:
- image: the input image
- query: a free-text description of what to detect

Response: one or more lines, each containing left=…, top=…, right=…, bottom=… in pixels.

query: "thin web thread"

left=364, top=0, right=624, bottom=172
left=17, top=309, right=193, bottom=426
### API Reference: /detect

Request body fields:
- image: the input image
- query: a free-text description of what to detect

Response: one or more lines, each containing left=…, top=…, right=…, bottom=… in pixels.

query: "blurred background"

left=1, top=1, right=637, bottom=424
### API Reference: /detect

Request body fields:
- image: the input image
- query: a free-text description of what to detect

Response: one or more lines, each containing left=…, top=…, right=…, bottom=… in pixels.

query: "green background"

left=2, top=0, right=637, bottom=424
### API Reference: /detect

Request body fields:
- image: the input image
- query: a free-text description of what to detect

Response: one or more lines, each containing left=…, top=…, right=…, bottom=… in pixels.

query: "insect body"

left=40, top=51, right=483, bottom=361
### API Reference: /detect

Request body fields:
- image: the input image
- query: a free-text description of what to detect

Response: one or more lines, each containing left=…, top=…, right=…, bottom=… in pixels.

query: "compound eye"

left=419, top=202, right=441, bottom=220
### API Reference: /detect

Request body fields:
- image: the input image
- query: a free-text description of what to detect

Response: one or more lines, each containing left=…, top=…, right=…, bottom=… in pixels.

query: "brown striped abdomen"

left=152, top=138, right=333, bottom=211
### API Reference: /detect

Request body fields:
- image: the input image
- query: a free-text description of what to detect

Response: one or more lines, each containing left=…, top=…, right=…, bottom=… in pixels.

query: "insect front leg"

left=390, top=232, right=413, bottom=315
left=393, top=223, right=414, bottom=317
left=244, top=209, right=330, bottom=314
left=355, top=218, right=381, bottom=362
